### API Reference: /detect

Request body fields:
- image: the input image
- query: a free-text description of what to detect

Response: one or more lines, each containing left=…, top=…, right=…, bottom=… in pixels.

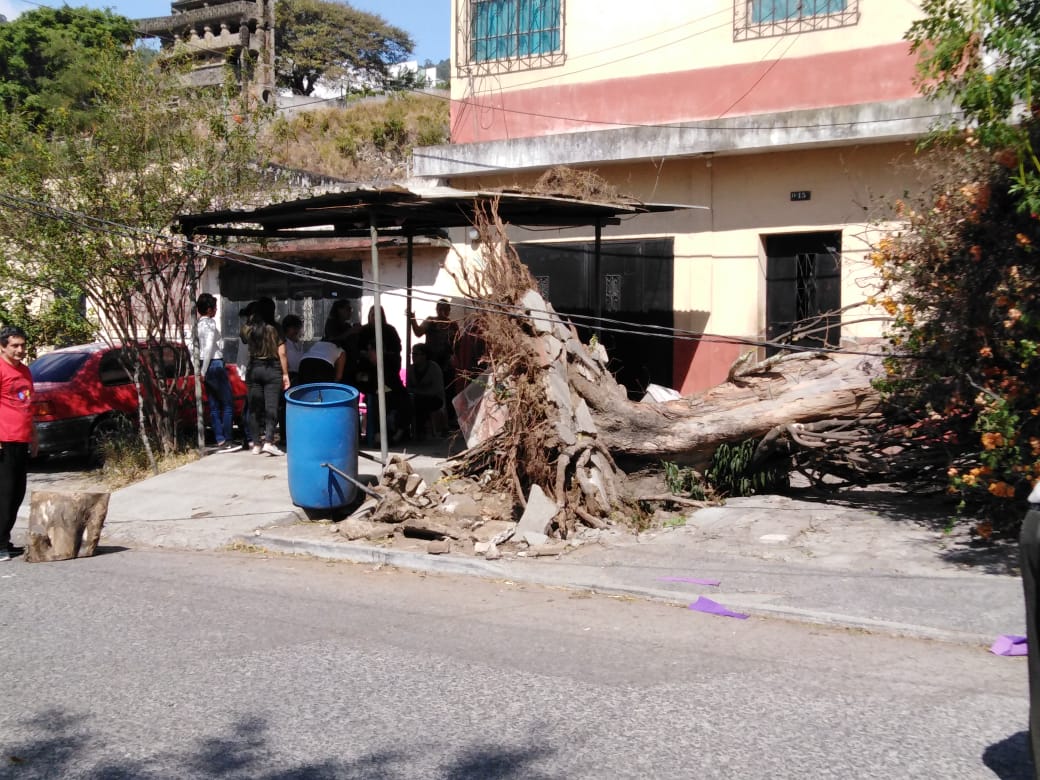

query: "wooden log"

left=574, top=352, right=883, bottom=467
left=26, top=490, right=110, bottom=562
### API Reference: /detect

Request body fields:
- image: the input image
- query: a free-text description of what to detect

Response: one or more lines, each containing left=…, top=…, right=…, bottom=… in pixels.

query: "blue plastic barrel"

left=285, top=383, right=359, bottom=510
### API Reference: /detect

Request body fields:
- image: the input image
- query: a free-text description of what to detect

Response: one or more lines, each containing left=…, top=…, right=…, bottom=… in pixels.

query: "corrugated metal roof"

left=175, top=183, right=691, bottom=240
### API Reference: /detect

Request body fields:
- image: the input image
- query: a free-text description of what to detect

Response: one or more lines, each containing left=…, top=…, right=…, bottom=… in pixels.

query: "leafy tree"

left=0, top=47, right=275, bottom=467
left=435, top=58, right=450, bottom=86
left=0, top=5, right=136, bottom=129
left=274, top=0, right=414, bottom=95
left=863, top=1, right=1040, bottom=532
left=908, top=0, right=1040, bottom=214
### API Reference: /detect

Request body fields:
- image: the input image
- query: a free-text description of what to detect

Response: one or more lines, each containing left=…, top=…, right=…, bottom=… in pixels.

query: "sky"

left=0, top=0, right=451, bottom=64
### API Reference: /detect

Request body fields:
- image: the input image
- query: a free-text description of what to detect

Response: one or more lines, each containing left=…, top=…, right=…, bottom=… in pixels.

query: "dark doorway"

left=765, top=232, right=841, bottom=356
left=516, top=238, right=674, bottom=398
left=218, top=259, right=363, bottom=364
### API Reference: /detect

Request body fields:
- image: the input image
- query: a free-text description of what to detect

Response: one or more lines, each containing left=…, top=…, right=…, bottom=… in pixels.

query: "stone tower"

left=136, top=0, right=276, bottom=105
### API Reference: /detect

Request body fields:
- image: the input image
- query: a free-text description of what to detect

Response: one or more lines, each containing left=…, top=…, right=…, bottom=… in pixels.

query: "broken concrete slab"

left=574, top=399, right=597, bottom=435
left=517, top=485, right=557, bottom=537
left=402, top=518, right=461, bottom=540
left=489, top=522, right=517, bottom=546
left=336, top=517, right=390, bottom=541
left=522, top=289, right=555, bottom=334
left=525, top=542, right=569, bottom=557
left=544, top=363, right=573, bottom=417
left=534, top=334, right=564, bottom=368
left=404, top=473, right=426, bottom=497
left=442, top=494, right=481, bottom=519
left=522, top=530, right=549, bottom=547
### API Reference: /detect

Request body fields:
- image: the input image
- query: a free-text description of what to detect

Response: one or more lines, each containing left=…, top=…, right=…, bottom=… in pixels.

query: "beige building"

left=412, top=0, right=936, bottom=393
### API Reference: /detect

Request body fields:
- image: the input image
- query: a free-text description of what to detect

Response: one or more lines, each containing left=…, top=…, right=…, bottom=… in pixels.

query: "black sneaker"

left=5, top=544, right=23, bottom=557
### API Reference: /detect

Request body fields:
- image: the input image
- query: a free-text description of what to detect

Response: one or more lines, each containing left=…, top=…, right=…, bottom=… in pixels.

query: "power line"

left=5, top=0, right=964, bottom=136
left=0, top=191, right=901, bottom=358
left=461, top=13, right=735, bottom=93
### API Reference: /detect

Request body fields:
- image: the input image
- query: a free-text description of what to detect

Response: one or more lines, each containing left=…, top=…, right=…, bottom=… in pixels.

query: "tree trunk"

left=574, top=352, right=882, bottom=468
left=26, top=490, right=110, bottom=562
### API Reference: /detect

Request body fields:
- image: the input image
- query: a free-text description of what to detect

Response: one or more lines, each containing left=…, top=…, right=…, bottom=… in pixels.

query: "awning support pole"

left=594, top=219, right=603, bottom=339
left=370, top=214, right=388, bottom=463
left=405, top=234, right=414, bottom=365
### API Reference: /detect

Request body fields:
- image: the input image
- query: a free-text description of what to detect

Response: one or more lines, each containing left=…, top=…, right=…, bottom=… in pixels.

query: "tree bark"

left=575, top=352, right=882, bottom=467
left=26, top=490, right=110, bottom=562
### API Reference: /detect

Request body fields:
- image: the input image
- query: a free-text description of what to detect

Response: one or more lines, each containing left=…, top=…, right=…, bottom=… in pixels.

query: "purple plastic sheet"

left=688, top=596, right=749, bottom=620
left=990, top=635, right=1028, bottom=656
left=656, top=576, right=721, bottom=587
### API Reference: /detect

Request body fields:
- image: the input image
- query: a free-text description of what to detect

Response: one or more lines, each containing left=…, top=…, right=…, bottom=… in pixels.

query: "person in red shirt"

left=0, top=326, right=37, bottom=561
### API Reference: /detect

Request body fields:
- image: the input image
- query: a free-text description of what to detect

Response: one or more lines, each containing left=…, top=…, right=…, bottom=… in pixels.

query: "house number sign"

left=790, top=190, right=811, bottom=201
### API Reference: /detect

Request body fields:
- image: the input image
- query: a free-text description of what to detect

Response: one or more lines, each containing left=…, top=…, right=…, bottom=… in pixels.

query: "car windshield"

left=30, top=352, right=90, bottom=383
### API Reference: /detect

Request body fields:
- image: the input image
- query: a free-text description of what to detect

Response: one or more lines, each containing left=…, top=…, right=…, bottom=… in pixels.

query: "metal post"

left=370, top=214, right=389, bottom=463
left=405, top=233, right=414, bottom=365
left=594, top=219, right=603, bottom=339
left=188, top=243, right=205, bottom=456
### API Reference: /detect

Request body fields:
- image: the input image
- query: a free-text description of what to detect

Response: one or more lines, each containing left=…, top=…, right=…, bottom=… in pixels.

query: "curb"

left=248, top=531, right=995, bottom=648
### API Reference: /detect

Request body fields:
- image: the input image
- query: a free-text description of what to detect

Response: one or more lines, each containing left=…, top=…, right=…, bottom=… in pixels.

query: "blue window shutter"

left=472, top=0, right=560, bottom=62
left=752, top=0, right=846, bottom=24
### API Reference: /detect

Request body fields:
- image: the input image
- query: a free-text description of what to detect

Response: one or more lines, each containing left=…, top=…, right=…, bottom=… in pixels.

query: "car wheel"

left=87, top=415, right=135, bottom=466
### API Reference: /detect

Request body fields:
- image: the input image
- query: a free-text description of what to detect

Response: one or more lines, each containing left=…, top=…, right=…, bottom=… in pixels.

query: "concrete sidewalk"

left=254, top=494, right=1025, bottom=646
left=13, top=451, right=1026, bottom=647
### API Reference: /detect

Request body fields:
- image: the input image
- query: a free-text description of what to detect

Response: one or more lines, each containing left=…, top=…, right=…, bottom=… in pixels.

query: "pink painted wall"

left=675, top=339, right=746, bottom=394
left=451, top=43, right=918, bottom=144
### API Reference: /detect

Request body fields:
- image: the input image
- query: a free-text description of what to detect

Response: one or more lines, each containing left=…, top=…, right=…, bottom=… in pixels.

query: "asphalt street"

left=0, top=549, right=1032, bottom=779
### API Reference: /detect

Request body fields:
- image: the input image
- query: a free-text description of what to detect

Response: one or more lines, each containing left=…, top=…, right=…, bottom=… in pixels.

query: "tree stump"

left=26, top=490, right=110, bottom=562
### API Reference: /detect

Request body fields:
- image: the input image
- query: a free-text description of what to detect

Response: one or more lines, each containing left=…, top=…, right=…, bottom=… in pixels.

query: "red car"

left=29, top=342, right=247, bottom=458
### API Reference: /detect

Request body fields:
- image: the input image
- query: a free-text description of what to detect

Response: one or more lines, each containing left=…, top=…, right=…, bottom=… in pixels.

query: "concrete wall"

left=447, top=140, right=921, bottom=391
left=450, top=0, right=922, bottom=143
left=202, top=244, right=465, bottom=365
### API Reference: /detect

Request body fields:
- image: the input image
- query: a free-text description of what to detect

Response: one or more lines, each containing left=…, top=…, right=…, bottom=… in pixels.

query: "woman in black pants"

left=239, top=298, right=288, bottom=456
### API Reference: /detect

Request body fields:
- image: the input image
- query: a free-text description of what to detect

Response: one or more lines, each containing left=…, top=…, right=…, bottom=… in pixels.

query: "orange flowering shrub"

left=873, top=148, right=1040, bottom=533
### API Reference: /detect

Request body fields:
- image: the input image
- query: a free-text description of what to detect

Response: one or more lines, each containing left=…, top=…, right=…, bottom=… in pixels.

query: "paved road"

left=0, top=550, right=1031, bottom=778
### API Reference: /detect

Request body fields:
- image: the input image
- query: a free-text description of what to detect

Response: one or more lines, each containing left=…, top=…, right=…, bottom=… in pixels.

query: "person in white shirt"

left=196, top=293, right=238, bottom=452
left=298, top=340, right=346, bottom=385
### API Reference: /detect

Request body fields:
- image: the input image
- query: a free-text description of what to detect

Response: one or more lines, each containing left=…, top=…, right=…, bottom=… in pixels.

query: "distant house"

left=412, top=0, right=937, bottom=393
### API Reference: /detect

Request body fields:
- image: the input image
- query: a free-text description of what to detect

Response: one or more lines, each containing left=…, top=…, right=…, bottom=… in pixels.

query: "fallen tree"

left=444, top=201, right=893, bottom=539
left=576, top=350, right=882, bottom=467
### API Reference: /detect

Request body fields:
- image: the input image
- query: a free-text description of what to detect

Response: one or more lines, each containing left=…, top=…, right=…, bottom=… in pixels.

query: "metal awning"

left=175, top=183, right=688, bottom=240
left=175, top=182, right=695, bottom=462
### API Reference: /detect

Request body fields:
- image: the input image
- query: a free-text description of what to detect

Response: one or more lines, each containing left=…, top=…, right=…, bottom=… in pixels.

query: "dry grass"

left=99, top=439, right=200, bottom=489
left=531, top=166, right=625, bottom=202
left=264, top=93, right=449, bottom=181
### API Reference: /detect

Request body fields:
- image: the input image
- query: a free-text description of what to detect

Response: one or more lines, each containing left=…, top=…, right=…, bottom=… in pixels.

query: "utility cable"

left=5, top=0, right=964, bottom=136
left=0, top=191, right=905, bottom=358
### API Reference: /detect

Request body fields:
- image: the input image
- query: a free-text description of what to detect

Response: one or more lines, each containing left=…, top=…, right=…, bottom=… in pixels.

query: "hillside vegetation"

left=265, top=92, right=449, bottom=181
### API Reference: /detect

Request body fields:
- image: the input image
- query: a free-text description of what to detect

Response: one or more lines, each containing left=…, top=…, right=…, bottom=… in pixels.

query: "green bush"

left=663, top=438, right=788, bottom=500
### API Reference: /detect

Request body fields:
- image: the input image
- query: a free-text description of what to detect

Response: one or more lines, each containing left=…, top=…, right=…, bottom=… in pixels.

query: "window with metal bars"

left=735, top=0, right=858, bottom=40
left=795, top=253, right=818, bottom=321
left=459, top=0, right=565, bottom=74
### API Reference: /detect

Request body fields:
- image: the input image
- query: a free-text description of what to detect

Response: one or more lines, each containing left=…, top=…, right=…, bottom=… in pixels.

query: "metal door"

left=765, top=232, right=841, bottom=356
